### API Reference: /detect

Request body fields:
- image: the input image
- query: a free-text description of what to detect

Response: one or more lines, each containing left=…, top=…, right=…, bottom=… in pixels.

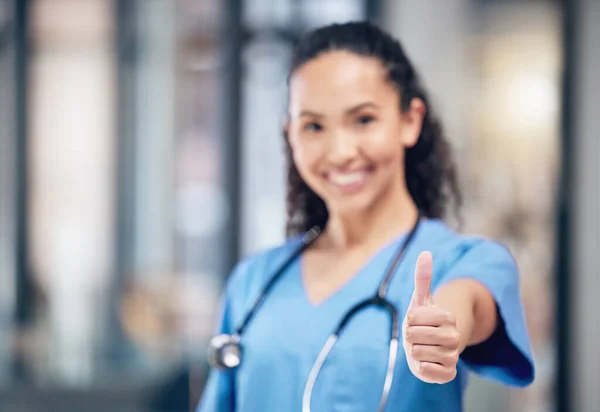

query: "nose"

left=327, top=130, right=358, bottom=166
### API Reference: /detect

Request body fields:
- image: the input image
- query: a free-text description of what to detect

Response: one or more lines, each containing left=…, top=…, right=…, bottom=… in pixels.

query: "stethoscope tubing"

left=210, top=214, right=422, bottom=411
left=300, top=216, right=420, bottom=411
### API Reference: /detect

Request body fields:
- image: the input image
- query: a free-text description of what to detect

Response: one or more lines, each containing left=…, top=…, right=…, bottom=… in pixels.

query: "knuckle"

left=406, top=312, right=417, bottom=325
left=410, top=344, right=418, bottom=357
left=447, top=331, right=460, bottom=347
left=405, top=327, right=416, bottom=342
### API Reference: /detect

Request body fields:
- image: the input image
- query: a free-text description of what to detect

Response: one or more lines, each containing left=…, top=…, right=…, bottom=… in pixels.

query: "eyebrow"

left=299, top=102, right=380, bottom=118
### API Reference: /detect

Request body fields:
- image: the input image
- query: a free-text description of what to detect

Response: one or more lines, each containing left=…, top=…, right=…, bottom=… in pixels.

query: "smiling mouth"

left=326, top=168, right=373, bottom=192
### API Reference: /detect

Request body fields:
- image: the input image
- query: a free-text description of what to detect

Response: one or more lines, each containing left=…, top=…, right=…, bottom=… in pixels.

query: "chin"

left=325, top=191, right=378, bottom=217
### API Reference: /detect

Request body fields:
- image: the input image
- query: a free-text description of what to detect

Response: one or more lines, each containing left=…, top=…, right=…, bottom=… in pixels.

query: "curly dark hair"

left=285, top=21, right=461, bottom=237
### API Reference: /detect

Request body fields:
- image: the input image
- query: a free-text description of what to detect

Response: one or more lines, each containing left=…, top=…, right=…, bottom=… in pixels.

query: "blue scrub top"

left=197, top=219, right=535, bottom=412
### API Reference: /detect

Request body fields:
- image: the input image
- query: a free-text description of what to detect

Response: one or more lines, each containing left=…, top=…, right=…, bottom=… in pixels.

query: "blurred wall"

left=570, top=1, right=600, bottom=411
left=29, top=0, right=116, bottom=385
left=0, top=0, right=16, bottom=383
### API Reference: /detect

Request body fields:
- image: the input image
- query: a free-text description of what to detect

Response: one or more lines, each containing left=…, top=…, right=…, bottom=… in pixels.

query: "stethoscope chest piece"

left=208, top=334, right=242, bottom=370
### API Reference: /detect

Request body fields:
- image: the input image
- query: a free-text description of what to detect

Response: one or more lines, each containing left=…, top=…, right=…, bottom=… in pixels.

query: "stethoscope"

left=207, top=214, right=422, bottom=412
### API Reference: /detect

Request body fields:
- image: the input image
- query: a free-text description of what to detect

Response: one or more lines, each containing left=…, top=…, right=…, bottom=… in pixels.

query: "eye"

left=356, top=115, right=375, bottom=125
left=304, top=122, right=323, bottom=132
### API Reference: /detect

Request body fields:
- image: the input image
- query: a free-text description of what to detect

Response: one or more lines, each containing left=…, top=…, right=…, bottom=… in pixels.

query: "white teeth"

left=329, top=171, right=367, bottom=186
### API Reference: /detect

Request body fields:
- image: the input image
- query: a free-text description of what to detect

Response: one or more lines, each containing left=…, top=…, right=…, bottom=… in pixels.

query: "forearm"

left=433, top=278, right=498, bottom=352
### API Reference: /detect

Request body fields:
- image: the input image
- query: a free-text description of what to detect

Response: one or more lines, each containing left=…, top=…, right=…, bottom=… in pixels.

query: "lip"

left=326, top=168, right=373, bottom=193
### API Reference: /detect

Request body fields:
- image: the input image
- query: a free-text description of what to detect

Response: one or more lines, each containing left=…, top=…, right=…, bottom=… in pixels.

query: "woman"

left=198, top=21, right=534, bottom=412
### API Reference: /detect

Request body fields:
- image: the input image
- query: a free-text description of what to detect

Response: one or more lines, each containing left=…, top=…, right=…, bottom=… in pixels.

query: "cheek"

left=362, top=130, right=404, bottom=168
left=291, top=140, right=323, bottom=180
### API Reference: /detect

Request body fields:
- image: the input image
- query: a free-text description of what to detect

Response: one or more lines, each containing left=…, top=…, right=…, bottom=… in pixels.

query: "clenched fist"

left=402, top=251, right=460, bottom=384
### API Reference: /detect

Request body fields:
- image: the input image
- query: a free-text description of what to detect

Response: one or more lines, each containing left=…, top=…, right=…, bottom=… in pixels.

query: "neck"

left=324, top=186, right=419, bottom=250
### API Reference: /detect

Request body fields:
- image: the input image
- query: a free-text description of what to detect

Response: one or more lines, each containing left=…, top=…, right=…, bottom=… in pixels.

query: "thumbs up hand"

left=402, top=251, right=460, bottom=384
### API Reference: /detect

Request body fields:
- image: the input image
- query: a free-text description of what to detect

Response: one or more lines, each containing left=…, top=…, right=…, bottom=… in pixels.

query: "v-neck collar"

left=296, top=230, right=412, bottom=309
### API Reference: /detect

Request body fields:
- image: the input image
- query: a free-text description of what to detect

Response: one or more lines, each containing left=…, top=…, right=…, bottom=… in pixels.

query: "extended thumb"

left=412, top=251, right=433, bottom=306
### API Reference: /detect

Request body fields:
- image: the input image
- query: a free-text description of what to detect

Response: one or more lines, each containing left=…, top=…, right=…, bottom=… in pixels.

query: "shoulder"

left=419, top=219, right=517, bottom=278
left=223, top=235, right=305, bottom=302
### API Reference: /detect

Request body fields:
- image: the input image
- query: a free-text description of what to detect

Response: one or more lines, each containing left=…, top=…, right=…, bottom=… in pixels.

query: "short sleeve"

left=196, top=262, right=248, bottom=412
left=435, top=239, right=535, bottom=387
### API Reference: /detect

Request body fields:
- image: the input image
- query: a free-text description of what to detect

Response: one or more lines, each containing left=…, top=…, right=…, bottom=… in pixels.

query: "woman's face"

left=287, top=51, right=423, bottom=216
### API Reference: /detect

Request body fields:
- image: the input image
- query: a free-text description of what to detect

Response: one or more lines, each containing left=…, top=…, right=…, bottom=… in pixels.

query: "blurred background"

left=0, top=0, right=598, bottom=411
